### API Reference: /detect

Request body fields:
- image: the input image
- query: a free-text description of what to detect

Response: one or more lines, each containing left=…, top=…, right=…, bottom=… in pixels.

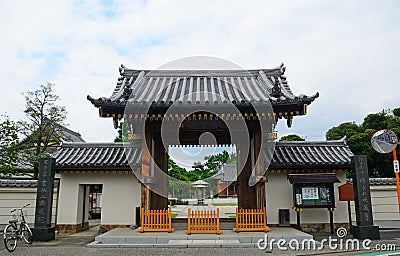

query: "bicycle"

left=3, top=203, right=33, bottom=252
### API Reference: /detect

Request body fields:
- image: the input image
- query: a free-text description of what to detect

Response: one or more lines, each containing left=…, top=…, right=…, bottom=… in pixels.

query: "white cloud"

left=0, top=0, right=399, bottom=145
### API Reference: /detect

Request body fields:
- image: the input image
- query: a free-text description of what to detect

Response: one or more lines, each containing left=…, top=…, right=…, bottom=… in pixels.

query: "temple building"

left=54, top=64, right=354, bottom=233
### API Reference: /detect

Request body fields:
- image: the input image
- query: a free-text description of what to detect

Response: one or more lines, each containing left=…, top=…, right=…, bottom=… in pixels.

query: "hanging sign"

left=394, top=160, right=399, bottom=173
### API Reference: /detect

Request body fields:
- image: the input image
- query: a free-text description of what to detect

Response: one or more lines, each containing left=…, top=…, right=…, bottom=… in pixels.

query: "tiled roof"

left=53, top=142, right=141, bottom=169
left=213, top=164, right=237, bottom=182
left=347, top=178, right=396, bottom=186
left=288, top=173, right=340, bottom=184
left=87, top=64, right=319, bottom=109
left=0, top=179, right=59, bottom=188
left=269, top=139, right=354, bottom=169
left=53, top=140, right=353, bottom=171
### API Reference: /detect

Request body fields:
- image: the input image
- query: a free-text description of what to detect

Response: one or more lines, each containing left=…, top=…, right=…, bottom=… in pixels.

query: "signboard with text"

left=293, top=183, right=335, bottom=208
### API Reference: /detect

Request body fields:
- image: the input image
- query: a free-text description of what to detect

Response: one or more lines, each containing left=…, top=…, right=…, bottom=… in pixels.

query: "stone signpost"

left=351, top=155, right=380, bottom=240
left=33, top=158, right=56, bottom=241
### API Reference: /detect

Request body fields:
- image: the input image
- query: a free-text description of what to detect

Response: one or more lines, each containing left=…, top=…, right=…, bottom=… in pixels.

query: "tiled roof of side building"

left=53, top=142, right=141, bottom=169
left=347, top=178, right=397, bottom=186
left=0, top=179, right=59, bottom=188
left=53, top=140, right=353, bottom=171
left=87, top=64, right=319, bottom=109
left=269, top=139, right=354, bottom=169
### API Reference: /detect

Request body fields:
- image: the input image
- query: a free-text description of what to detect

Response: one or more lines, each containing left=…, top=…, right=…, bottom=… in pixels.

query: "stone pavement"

left=88, top=227, right=313, bottom=248
left=2, top=229, right=400, bottom=255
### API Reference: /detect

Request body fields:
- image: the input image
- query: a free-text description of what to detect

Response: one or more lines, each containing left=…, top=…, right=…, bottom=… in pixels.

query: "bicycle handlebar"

left=10, top=203, right=30, bottom=213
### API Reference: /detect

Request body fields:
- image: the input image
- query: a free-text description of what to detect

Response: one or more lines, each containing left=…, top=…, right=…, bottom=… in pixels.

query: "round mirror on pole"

left=371, top=129, right=398, bottom=154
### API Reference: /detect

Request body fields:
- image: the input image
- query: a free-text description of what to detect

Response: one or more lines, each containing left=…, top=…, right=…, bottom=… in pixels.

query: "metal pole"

left=329, top=208, right=334, bottom=234
left=296, top=208, right=301, bottom=231
left=393, top=148, right=400, bottom=213
left=347, top=201, right=352, bottom=234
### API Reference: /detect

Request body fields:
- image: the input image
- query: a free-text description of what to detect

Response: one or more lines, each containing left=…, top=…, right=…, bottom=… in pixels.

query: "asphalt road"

left=1, top=231, right=400, bottom=256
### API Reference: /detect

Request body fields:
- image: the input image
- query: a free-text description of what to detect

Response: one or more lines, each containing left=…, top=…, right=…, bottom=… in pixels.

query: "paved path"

left=1, top=230, right=400, bottom=255
left=176, top=205, right=229, bottom=218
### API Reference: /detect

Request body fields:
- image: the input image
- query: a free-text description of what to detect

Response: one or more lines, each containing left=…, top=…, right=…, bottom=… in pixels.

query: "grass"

left=212, top=203, right=238, bottom=206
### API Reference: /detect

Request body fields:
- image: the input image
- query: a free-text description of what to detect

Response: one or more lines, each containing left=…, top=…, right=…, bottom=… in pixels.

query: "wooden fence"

left=137, top=208, right=174, bottom=233
left=233, top=207, right=270, bottom=232
left=185, top=208, right=222, bottom=235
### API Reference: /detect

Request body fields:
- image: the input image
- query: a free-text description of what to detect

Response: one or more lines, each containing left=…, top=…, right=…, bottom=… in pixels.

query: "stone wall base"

left=267, top=223, right=350, bottom=232
left=300, top=223, right=350, bottom=233
left=99, top=224, right=132, bottom=234
left=56, top=222, right=89, bottom=234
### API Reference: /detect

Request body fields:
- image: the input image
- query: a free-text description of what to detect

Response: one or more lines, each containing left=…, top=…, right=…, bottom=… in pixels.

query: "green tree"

left=226, top=152, right=237, bottom=164
left=280, top=134, right=305, bottom=141
left=0, top=115, right=20, bottom=178
left=393, top=107, right=400, bottom=118
left=326, top=109, right=400, bottom=177
left=326, top=122, right=360, bottom=140
left=114, top=121, right=129, bottom=142
left=362, top=111, right=389, bottom=130
left=18, top=83, right=68, bottom=179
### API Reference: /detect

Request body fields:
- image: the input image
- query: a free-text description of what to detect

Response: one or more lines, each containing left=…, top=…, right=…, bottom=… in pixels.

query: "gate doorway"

left=167, top=145, right=238, bottom=219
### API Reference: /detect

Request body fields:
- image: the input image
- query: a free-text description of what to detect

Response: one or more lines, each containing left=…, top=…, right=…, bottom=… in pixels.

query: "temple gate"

left=88, top=63, right=318, bottom=211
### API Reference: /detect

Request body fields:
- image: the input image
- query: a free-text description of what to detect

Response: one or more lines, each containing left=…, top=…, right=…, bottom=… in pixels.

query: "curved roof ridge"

left=60, top=142, right=127, bottom=148
left=276, top=139, right=347, bottom=146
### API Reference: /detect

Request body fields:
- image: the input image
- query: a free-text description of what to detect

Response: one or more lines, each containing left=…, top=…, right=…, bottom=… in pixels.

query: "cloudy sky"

left=1, top=0, right=399, bottom=168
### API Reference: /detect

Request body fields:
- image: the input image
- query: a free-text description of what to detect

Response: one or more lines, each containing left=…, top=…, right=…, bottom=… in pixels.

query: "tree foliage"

left=18, top=83, right=68, bottom=179
left=280, top=134, right=305, bottom=141
left=168, top=150, right=237, bottom=198
left=114, top=121, right=129, bottom=142
left=326, top=108, right=400, bottom=177
left=0, top=115, right=20, bottom=178
left=168, top=150, right=234, bottom=181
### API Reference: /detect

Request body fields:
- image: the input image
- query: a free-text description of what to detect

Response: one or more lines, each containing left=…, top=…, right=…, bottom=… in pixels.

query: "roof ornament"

left=286, top=116, right=293, bottom=128
left=271, top=77, right=282, bottom=98
left=113, top=117, right=119, bottom=129
left=279, top=63, right=286, bottom=74
left=119, top=64, right=126, bottom=75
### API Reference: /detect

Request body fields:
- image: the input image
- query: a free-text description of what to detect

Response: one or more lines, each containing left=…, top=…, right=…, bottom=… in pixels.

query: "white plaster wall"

left=0, top=187, right=58, bottom=228
left=57, top=172, right=141, bottom=226
left=350, top=185, right=400, bottom=228
left=265, top=171, right=348, bottom=225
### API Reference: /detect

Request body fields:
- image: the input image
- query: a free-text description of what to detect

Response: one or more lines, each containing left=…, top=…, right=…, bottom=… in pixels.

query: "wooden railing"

left=137, top=208, right=174, bottom=233
left=185, top=208, right=222, bottom=235
left=233, top=207, right=270, bottom=232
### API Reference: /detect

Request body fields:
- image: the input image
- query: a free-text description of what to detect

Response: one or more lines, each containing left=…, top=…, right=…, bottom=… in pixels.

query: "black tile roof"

left=347, top=178, right=397, bottom=186
left=288, top=173, right=340, bottom=184
left=87, top=64, right=319, bottom=109
left=213, top=164, right=238, bottom=182
left=53, top=140, right=353, bottom=171
left=0, top=179, right=59, bottom=188
left=53, top=142, right=141, bottom=169
left=269, top=139, right=354, bottom=169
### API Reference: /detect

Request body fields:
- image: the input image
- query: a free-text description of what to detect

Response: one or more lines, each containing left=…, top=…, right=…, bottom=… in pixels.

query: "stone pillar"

left=351, top=155, right=380, bottom=240
left=33, top=158, right=56, bottom=241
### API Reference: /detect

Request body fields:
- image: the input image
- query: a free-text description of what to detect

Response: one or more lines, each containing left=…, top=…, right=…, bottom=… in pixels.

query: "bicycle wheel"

left=3, top=224, right=18, bottom=252
left=21, top=223, right=33, bottom=244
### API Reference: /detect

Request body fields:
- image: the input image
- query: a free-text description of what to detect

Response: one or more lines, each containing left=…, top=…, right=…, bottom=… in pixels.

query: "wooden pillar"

left=140, top=124, right=151, bottom=210
left=237, top=132, right=257, bottom=209
left=237, top=124, right=266, bottom=210
left=150, top=133, right=168, bottom=209
left=254, top=127, right=266, bottom=209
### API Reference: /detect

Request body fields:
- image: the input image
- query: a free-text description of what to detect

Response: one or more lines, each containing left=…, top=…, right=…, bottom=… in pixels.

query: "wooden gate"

left=185, top=208, right=222, bottom=235
left=138, top=208, right=174, bottom=233
left=233, top=207, right=270, bottom=232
